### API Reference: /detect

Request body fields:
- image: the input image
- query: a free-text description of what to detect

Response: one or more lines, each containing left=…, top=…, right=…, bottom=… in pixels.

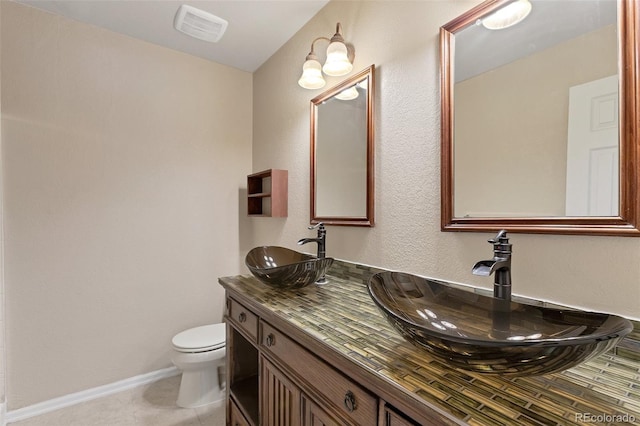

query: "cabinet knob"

left=344, top=390, right=357, bottom=412
left=238, top=312, right=247, bottom=323
left=266, top=333, right=275, bottom=347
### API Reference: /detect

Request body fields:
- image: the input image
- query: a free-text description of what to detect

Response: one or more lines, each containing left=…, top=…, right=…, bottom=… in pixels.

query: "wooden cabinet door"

left=384, top=406, right=419, bottom=426
left=302, top=395, right=342, bottom=426
left=261, top=357, right=301, bottom=426
left=260, top=321, right=377, bottom=425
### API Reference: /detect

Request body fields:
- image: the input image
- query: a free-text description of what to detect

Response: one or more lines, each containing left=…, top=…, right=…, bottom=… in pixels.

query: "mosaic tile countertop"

left=219, top=261, right=640, bottom=426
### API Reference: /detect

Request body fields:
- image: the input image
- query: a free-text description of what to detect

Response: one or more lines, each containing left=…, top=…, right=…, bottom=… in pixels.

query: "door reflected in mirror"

left=441, top=0, right=640, bottom=235
left=311, top=65, right=375, bottom=226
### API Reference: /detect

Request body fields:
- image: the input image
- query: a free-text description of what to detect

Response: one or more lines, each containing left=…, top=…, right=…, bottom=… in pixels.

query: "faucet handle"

left=308, top=222, right=325, bottom=230
left=489, top=230, right=511, bottom=256
left=488, top=230, right=508, bottom=244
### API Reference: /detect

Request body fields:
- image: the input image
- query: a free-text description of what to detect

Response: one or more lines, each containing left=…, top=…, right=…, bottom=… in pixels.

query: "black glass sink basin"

left=368, top=271, right=632, bottom=376
left=245, top=246, right=334, bottom=289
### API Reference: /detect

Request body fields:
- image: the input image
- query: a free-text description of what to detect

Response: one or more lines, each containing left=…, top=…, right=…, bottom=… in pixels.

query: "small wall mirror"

left=311, top=65, right=375, bottom=226
left=441, top=0, right=640, bottom=235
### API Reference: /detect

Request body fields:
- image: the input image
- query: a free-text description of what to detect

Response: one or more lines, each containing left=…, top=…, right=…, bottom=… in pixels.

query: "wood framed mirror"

left=441, top=0, right=640, bottom=236
left=310, top=65, right=375, bottom=226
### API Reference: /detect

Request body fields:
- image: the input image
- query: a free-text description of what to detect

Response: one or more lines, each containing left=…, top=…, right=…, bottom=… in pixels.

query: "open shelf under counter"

left=230, top=375, right=259, bottom=426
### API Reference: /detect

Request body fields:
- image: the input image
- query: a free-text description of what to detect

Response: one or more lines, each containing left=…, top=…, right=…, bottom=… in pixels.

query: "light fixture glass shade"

left=482, top=0, right=532, bottom=30
left=322, top=41, right=353, bottom=76
left=335, top=86, right=359, bottom=101
left=298, top=58, right=326, bottom=89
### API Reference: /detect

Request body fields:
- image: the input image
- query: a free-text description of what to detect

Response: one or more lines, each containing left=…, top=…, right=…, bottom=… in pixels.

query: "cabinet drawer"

left=229, top=298, right=258, bottom=342
left=261, top=321, right=377, bottom=426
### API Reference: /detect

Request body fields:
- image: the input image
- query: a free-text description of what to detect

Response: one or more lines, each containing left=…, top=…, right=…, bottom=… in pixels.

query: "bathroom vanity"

left=220, top=260, right=640, bottom=426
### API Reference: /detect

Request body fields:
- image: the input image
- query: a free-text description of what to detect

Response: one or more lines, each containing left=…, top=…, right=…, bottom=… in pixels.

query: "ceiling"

left=14, top=0, right=329, bottom=72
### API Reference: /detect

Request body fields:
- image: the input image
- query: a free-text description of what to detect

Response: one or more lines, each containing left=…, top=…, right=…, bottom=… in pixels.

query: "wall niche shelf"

left=247, top=169, right=288, bottom=217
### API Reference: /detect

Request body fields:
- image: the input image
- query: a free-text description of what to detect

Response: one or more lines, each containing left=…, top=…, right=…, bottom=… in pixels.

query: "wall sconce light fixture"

left=298, top=23, right=354, bottom=89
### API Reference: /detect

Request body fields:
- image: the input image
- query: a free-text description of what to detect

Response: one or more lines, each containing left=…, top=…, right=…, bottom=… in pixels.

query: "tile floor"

left=10, top=376, right=226, bottom=426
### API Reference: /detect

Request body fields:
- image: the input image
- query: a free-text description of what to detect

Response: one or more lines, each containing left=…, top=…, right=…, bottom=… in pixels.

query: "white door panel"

left=566, top=75, right=618, bottom=216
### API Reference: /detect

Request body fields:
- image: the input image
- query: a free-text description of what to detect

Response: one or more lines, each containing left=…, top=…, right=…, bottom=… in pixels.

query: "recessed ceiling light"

left=174, top=5, right=228, bottom=43
left=482, top=0, right=532, bottom=30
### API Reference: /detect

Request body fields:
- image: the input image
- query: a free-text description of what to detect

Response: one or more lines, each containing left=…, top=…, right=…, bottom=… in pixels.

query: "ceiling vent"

left=174, top=5, right=228, bottom=43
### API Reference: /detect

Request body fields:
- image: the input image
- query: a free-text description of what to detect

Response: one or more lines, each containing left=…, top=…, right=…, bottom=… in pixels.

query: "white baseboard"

left=5, top=366, right=179, bottom=424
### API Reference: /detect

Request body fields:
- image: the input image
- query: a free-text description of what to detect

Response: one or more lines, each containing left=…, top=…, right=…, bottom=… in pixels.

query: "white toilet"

left=171, top=323, right=226, bottom=408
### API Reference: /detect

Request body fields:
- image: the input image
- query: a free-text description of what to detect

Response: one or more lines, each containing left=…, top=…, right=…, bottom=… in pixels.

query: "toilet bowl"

left=171, top=323, right=226, bottom=408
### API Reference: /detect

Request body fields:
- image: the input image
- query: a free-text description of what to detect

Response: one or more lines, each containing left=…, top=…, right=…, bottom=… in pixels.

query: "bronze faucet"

left=297, top=223, right=327, bottom=284
left=472, top=230, right=512, bottom=301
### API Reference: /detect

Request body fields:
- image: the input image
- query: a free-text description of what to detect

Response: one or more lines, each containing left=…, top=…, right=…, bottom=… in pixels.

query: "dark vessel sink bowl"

left=245, top=246, right=334, bottom=289
left=368, top=271, right=632, bottom=376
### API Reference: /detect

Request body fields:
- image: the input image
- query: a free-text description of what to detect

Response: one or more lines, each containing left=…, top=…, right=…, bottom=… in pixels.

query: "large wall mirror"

left=311, top=65, right=375, bottom=226
left=441, top=0, right=640, bottom=235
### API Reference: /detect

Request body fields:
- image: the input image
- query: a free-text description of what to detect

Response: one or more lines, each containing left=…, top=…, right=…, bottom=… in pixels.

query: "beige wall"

left=1, top=1, right=252, bottom=410
left=455, top=25, right=617, bottom=217
left=0, top=0, right=5, bottom=411
left=251, top=1, right=640, bottom=320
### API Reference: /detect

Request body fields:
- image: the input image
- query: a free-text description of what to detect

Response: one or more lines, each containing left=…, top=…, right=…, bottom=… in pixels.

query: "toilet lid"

left=172, top=323, right=226, bottom=352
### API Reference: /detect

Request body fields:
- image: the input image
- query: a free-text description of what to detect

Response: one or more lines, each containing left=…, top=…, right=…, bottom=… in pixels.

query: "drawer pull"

left=344, top=390, right=357, bottom=412
left=238, top=312, right=247, bottom=323
left=266, top=333, right=275, bottom=347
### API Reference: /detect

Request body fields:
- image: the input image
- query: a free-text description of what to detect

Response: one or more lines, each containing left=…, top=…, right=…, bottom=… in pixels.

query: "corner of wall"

left=0, top=0, right=7, bottom=420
